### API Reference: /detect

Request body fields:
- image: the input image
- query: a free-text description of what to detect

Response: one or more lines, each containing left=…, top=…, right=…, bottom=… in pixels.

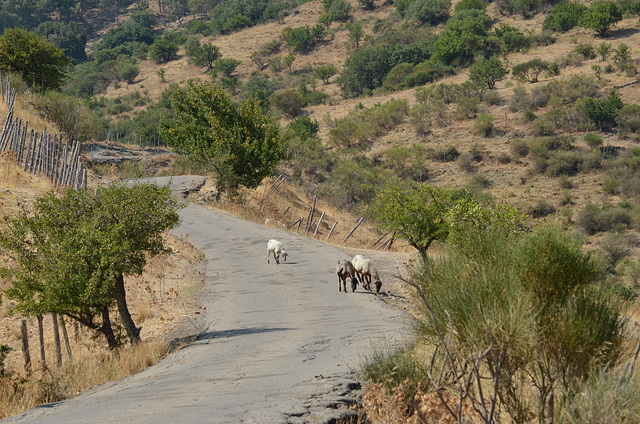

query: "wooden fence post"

left=313, top=211, right=325, bottom=237
left=37, top=314, right=46, bottom=369
left=340, top=218, right=364, bottom=247
left=52, top=314, right=62, bottom=367
left=326, top=221, right=338, bottom=242
left=21, top=319, right=32, bottom=375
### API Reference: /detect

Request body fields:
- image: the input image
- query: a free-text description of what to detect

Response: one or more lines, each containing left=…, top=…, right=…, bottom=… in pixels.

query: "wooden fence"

left=0, top=74, right=87, bottom=190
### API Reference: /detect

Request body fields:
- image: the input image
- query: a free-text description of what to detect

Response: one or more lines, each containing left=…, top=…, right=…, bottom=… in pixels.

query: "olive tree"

left=0, top=184, right=183, bottom=349
left=160, top=80, right=285, bottom=193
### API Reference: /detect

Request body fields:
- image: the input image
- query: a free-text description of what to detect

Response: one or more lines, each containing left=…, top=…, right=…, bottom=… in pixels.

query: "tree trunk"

left=59, top=315, right=73, bottom=361
left=100, top=307, right=118, bottom=350
left=114, top=272, right=140, bottom=344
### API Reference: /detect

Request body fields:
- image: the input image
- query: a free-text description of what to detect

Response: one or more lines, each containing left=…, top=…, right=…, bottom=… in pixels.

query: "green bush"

left=543, top=1, right=587, bottom=32
left=527, top=199, right=556, bottom=218
left=215, top=58, right=241, bottom=77
left=314, top=64, right=338, bottom=84
left=474, top=113, right=495, bottom=136
left=270, top=89, right=305, bottom=117
left=617, top=104, right=640, bottom=133
left=575, top=42, right=596, bottom=59
left=578, top=203, right=633, bottom=234
left=585, top=91, right=624, bottom=131
left=584, top=132, right=604, bottom=149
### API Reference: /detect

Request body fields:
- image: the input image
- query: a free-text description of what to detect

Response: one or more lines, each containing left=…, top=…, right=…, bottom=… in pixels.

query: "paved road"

left=3, top=176, right=410, bottom=424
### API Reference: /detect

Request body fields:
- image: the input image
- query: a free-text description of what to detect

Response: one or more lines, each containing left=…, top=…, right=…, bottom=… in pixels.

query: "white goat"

left=267, top=239, right=288, bottom=264
left=336, top=259, right=358, bottom=293
left=352, top=255, right=382, bottom=293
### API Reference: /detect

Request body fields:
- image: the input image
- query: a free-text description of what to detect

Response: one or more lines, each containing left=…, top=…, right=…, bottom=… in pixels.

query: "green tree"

left=192, top=42, right=222, bottom=69
left=0, top=184, right=183, bottom=349
left=215, top=57, right=241, bottom=77
left=347, top=21, right=364, bottom=48
left=367, top=184, right=453, bottom=258
left=469, top=58, right=508, bottom=89
left=160, top=80, right=285, bottom=193
left=512, top=58, right=550, bottom=83
left=149, top=35, right=180, bottom=63
left=0, top=28, right=70, bottom=91
left=580, top=1, right=623, bottom=37
left=314, top=63, right=338, bottom=83
left=35, top=21, right=87, bottom=64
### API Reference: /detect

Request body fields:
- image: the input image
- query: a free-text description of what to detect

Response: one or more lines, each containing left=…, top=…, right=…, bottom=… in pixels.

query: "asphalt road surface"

left=2, top=176, right=411, bottom=424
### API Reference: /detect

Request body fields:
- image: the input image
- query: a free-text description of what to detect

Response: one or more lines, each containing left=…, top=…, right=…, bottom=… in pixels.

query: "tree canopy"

left=368, top=183, right=528, bottom=258
left=0, top=28, right=70, bottom=91
left=160, top=80, right=285, bottom=193
left=0, top=184, right=184, bottom=349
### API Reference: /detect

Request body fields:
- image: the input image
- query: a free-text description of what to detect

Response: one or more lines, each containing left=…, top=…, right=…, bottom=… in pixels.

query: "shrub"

left=324, top=0, right=352, bottom=22
left=544, top=1, right=587, bottom=32
left=575, top=43, right=596, bottom=59
left=512, top=59, right=549, bottom=83
left=511, top=138, right=530, bottom=157
left=474, top=113, right=495, bottom=136
left=454, top=0, right=486, bottom=12
left=584, top=91, right=624, bottom=131
left=528, top=200, right=556, bottom=218
left=221, top=15, right=252, bottom=34
left=406, top=0, right=452, bottom=25
left=270, top=89, right=305, bottom=117
left=509, top=86, right=534, bottom=112
left=602, top=178, right=620, bottom=195
left=493, top=23, right=530, bottom=53
left=215, top=58, right=241, bottom=77
left=584, top=132, right=604, bottom=149
left=578, top=203, right=632, bottom=234
left=617, top=104, right=640, bottom=133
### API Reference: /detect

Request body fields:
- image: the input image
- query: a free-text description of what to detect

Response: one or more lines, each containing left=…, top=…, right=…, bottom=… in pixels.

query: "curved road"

left=3, top=176, right=411, bottom=424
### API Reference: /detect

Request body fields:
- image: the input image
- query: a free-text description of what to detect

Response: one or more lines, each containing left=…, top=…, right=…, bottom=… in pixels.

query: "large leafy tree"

left=160, top=80, right=285, bottom=193
left=0, top=28, right=70, bottom=91
left=0, top=184, right=183, bottom=349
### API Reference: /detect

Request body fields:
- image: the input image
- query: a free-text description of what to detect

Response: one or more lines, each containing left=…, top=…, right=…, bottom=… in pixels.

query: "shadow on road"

left=198, top=326, right=295, bottom=340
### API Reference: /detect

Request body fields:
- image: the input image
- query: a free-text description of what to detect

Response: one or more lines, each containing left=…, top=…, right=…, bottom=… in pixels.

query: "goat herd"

left=267, top=239, right=382, bottom=295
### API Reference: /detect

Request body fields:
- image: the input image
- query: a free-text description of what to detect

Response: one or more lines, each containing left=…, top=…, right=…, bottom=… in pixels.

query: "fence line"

left=0, top=74, right=87, bottom=190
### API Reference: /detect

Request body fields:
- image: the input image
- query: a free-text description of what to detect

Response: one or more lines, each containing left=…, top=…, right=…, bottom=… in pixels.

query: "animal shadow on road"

left=198, top=326, right=295, bottom=340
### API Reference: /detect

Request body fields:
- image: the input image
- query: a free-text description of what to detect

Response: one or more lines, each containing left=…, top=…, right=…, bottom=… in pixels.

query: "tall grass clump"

left=374, top=224, right=627, bottom=423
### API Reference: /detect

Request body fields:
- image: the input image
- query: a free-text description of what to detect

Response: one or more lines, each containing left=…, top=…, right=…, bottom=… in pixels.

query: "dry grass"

left=0, top=339, right=166, bottom=419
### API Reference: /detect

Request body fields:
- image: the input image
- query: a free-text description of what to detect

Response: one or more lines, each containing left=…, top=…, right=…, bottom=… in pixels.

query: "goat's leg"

left=275, top=253, right=280, bottom=265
